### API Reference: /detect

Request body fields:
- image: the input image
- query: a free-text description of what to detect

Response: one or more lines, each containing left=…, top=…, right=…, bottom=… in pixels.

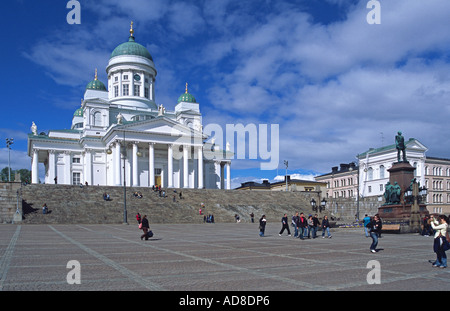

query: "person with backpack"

left=430, top=214, right=449, bottom=268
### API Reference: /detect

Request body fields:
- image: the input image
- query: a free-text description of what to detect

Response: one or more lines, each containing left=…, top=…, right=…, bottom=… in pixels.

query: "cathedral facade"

left=27, top=24, right=231, bottom=189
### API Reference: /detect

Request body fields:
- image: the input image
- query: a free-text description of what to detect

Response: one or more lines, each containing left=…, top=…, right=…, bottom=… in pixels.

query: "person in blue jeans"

left=367, top=214, right=382, bottom=253
left=430, top=214, right=448, bottom=268
left=321, top=215, right=332, bottom=238
left=363, top=214, right=371, bottom=237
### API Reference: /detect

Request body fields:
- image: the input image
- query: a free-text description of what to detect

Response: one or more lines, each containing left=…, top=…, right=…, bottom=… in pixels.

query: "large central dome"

left=110, top=22, right=153, bottom=61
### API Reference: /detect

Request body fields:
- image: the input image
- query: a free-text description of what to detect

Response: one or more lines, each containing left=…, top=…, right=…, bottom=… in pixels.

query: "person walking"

left=367, top=214, right=382, bottom=253
left=312, top=214, right=320, bottom=239
left=307, top=215, right=314, bottom=239
left=259, top=215, right=267, bottom=237
left=363, top=214, right=371, bottom=237
left=279, top=213, right=291, bottom=236
left=140, top=215, right=150, bottom=240
left=297, top=212, right=308, bottom=240
left=430, top=214, right=449, bottom=268
left=292, top=212, right=299, bottom=238
left=322, top=215, right=332, bottom=239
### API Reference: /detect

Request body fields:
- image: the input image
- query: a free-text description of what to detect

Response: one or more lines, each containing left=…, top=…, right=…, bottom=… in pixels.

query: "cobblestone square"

left=1, top=223, right=449, bottom=291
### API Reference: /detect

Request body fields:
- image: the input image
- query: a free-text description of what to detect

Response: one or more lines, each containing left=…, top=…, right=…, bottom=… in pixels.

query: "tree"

left=0, top=167, right=31, bottom=183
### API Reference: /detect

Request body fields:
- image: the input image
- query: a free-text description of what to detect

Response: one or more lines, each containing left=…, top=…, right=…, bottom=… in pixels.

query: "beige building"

left=425, top=157, right=450, bottom=215
left=236, top=176, right=327, bottom=194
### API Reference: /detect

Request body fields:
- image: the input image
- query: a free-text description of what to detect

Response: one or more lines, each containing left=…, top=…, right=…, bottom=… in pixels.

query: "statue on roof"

left=31, top=122, right=37, bottom=135
left=395, top=131, right=407, bottom=162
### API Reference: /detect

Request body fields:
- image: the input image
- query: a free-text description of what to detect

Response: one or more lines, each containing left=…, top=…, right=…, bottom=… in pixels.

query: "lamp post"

left=283, top=160, right=288, bottom=191
left=310, top=198, right=316, bottom=211
left=122, top=131, right=128, bottom=224
left=6, top=138, right=14, bottom=182
left=405, top=179, right=427, bottom=233
left=320, top=198, right=327, bottom=213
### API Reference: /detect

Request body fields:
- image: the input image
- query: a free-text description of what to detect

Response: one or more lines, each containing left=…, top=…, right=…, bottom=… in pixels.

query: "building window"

left=134, top=85, right=140, bottom=96
left=145, top=87, right=149, bottom=99
left=123, top=84, right=129, bottom=96
left=380, top=184, right=383, bottom=191
left=115, top=76, right=118, bottom=82
left=380, top=165, right=385, bottom=179
left=114, top=86, right=118, bottom=97
left=368, top=186, right=372, bottom=193
left=73, top=172, right=81, bottom=185
left=368, top=167, right=373, bottom=180
left=123, top=75, right=128, bottom=80
left=72, top=157, right=80, bottom=164
left=93, top=112, right=102, bottom=126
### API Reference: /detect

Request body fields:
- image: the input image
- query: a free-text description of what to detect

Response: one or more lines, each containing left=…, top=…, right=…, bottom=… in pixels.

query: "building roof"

left=110, top=23, right=153, bottom=61
left=177, top=83, right=197, bottom=103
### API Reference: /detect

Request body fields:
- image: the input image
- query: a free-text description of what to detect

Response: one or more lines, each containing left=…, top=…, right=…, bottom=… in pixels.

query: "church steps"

left=19, top=184, right=324, bottom=224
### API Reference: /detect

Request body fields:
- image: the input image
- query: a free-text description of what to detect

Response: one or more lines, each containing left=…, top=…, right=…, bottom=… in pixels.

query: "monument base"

left=378, top=204, right=428, bottom=220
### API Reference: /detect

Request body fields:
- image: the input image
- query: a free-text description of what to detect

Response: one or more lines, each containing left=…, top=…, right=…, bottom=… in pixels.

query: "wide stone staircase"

left=19, top=184, right=327, bottom=224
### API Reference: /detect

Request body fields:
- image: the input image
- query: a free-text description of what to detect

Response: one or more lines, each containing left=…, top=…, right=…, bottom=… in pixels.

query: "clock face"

left=134, top=74, right=141, bottom=81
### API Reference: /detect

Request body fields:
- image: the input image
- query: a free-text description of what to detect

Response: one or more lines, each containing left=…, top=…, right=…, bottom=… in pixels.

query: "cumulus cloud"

left=22, top=0, right=450, bottom=176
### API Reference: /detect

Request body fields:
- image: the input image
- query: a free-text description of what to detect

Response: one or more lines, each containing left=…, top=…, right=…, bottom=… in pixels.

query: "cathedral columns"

left=32, top=149, right=39, bottom=184
left=114, top=142, right=122, bottom=186
left=167, top=144, right=173, bottom=188
left=132, top=142, right=139, bottom=187
left=198, top=146, right=204, bottom=189
left=226, top=161, right=231, bottom=190
left=149, top=142, right=155, bottom=187
left=183, top=145, right=189, bottom=188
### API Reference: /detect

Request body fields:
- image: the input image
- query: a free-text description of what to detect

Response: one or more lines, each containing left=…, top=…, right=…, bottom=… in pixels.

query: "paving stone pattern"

left=1, top=224, right=449, bottom=291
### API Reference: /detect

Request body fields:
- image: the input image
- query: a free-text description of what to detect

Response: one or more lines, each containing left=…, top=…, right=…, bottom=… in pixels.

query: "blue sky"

left=1, top=0, right=450, bottom=188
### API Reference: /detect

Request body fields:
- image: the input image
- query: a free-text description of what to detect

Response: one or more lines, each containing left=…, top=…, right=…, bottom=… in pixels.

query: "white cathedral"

left=27, top=23, right=232, bottom=190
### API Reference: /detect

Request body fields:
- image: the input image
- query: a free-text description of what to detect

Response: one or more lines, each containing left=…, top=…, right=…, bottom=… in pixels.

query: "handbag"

left=442, top=237, right=450, bottom=252
left=139, top=223, right=142, bottom=229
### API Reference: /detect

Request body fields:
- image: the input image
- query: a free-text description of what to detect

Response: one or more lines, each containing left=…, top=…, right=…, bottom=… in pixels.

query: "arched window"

left=368, top=167, right=373, bottom=181
left=93, top=112, right=102, bottom=127
left=380, top=165, right=385, bottom=179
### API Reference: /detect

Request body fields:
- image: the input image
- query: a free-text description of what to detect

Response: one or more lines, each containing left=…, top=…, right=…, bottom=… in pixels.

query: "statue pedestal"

left=388, top=162, right=416, bottom=196
left=378, top=162, right=429, bottom=232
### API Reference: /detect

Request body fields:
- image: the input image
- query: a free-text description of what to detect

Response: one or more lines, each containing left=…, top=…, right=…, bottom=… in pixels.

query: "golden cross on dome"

left=130, top=21, right=134, bottom=36
left=94, top=68, right=98, bottom=80
left=185, top=82, right=188, bottom=93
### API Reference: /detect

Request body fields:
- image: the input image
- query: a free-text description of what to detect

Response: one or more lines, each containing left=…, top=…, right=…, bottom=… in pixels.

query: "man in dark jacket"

left=279, top=214, right=291, bottom=236
left=367, top=214, right=382, bottom=253
left=296, top=213, right=308, bottom=240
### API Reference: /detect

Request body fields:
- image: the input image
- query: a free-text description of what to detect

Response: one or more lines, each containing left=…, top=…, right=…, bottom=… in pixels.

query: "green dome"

left=177, top=83, right=197, bottom=103
left=73, top=107, right=83, bottom=117
left=110, top=36, right=153, bottom=61
left=86, top=78, right=107, bottom=91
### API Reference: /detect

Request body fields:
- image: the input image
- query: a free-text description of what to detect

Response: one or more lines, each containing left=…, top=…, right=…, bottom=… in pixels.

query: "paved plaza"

left=0, top=222, right=449, bottom=291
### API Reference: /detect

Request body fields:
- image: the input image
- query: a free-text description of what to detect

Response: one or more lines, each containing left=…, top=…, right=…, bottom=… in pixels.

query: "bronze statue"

left=383, top=181, right=401, bottom=205
left=395, top=131, right=407, bottom=162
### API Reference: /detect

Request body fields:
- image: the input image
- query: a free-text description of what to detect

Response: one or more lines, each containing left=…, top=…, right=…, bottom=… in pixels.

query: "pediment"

left=111, top=117, right=205, bottom=138
left=406, top=139, right=428, bottom=151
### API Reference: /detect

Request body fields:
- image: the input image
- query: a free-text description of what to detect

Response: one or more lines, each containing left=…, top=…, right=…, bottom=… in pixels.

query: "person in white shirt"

left=430, top=214, right=449, bottom=268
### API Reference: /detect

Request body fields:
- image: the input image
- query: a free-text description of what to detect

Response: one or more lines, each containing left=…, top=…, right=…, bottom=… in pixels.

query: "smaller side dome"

left=73, top=107, right=83, bottom=117
left=177, top=83, right=197, bottom=103
left=86, top=69, right=107, bottom=91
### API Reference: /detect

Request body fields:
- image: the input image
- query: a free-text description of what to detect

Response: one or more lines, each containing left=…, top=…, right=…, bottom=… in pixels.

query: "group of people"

left=363, top=213, right=449, bottom=268
left=258, top=213, right=332, bottom=238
